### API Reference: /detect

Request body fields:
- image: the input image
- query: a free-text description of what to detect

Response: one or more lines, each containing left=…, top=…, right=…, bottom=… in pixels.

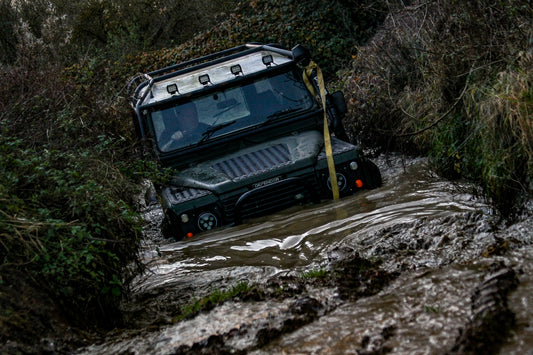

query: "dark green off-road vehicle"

left=129, top=44, right=381, bottom=240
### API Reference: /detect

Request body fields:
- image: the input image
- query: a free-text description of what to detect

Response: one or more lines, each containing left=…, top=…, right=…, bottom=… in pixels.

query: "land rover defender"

left=129, top=43, right=381, bottom=240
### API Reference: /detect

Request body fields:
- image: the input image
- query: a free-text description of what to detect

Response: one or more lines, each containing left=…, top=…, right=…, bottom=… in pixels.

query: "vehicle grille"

left=220, top=176, right=320, bottom=223
left=212, top=144, right=291, bottom=180
left=170, top=186, right=211, bottom=203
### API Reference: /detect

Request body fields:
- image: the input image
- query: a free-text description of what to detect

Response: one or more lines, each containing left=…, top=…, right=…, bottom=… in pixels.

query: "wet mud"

left=77, top=155, right=533, bottom=355
left=447, top=262, right=518, bottom=355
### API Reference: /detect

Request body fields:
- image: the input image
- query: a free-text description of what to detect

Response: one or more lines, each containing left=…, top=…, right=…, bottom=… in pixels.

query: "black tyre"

left=361, top=159, right=382, bottom=189
left=161, top=213, right=183, bottom=240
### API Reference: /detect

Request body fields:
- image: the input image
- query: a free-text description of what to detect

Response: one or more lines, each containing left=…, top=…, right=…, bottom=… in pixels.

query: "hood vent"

left=212, top=144, right=291, bottom=180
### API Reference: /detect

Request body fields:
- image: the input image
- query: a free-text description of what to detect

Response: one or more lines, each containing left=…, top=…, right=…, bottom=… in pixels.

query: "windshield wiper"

left=260, top=108, right=304, bottom=127
left=198, top=120, right=237, bottom=144
left=266, top=107, right=304, bottom=119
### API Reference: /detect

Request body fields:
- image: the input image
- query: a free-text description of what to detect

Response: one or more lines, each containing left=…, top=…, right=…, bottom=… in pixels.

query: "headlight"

left=327, top=173, right=347, bottom=192
left=197, top=212, right=219, bottom=231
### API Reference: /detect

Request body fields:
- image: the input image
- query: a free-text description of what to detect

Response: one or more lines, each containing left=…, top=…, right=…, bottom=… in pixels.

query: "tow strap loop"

left=303, top=61, right=339, bottom=200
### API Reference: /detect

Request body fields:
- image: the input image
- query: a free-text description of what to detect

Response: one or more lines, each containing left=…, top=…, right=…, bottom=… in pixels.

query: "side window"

left=151, top=110, right=166, bottom=141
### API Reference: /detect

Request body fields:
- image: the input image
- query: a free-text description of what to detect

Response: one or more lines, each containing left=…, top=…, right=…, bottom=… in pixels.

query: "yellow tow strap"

left=303, top=61, right=339, bottom=200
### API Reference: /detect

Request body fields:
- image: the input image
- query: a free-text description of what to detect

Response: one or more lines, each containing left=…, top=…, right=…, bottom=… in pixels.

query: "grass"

left=301, top=269, right=328, bottom=279
left=175, top=282, right=252, bottom=321
left=342, top=0, right=532, bottom=215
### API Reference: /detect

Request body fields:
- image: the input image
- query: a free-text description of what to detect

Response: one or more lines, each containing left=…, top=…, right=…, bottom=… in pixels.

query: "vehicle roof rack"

left=129, top=43, right=302, bottom=107
left=146, top=43, right=292, bottom=80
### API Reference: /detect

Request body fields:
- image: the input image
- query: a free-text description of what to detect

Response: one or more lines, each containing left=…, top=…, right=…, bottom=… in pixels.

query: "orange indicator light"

left=355, top=179, right=364, bottom=188
left=186, top=232, right=194, bottom=238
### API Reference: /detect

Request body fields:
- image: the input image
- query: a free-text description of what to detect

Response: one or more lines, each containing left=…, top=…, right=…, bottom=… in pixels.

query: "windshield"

left=150, top=70, right=315, bottom=152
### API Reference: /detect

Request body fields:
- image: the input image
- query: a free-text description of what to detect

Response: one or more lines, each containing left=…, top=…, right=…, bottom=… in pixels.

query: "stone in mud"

left=358, top=324, right=395, bottom=355
left=173, top=333, right=246, bottom=355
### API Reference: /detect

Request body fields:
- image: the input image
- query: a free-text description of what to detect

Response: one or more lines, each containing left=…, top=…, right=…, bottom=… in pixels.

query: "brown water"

left=78, top=155, right=533, bottom=354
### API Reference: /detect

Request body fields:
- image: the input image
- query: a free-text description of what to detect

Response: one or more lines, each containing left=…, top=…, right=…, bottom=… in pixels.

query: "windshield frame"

left=147, top=67, right=317, bottom=153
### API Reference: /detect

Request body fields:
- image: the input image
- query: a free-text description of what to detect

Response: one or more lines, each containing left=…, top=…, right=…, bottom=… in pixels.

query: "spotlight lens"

left=199, top=74, right=210, bottom=85
left=167, top=84, right=178, bottom=94
left=231, top=64, right=242, bottom=75
left=262, top=55, right=273, bottom=65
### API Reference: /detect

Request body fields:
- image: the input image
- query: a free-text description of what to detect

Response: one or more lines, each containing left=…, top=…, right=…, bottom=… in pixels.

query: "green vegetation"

left=424, top=305, right=442, bottom=314
left=301, top=269, right=328, bottom=279
left=175, top=282, right=252, bottom=322
left=343, top=0, right=532, bottom=215
left=0, top=0, right=531, bottom=351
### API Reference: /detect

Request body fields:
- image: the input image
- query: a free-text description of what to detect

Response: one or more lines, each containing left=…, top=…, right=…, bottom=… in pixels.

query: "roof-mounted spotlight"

left=230, top=64, right=243, bottom=76
left=199, top=74, right=211, bottom=85
left=166, top=83, right=179, bottom=95
left=262, top=55, right=274, bottom=67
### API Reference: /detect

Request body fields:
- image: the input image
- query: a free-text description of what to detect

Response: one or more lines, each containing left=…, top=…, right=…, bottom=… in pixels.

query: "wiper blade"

left=266, top=107, right=303, bottom=119
left=260, top=108, right=304, bottom=127
left=199, top=120, right=237, bottom=144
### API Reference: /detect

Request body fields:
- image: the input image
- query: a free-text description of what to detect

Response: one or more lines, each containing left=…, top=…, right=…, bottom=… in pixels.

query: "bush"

left=0, top=6, right=146, bottom=345
left=72, top=0, right=388, bottom=97
left=0, top=136, right=143, bottom=325
left=343, top=0, right=533, bottom=214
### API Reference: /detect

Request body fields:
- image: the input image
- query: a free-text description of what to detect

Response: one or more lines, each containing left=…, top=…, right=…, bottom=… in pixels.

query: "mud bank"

left=77, top=156, right=533, bottom=354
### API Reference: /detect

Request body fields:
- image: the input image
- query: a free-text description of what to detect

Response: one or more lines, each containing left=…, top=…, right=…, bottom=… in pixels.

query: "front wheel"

left=161, top=213, right=183, bottom=240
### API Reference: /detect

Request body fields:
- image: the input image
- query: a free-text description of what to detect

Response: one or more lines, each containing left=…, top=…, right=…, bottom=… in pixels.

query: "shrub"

left=0, top=136, right=143, bottom=327
left=343, top=0, right=533, bottom=213
left=0, top=6, right=146, bottom=342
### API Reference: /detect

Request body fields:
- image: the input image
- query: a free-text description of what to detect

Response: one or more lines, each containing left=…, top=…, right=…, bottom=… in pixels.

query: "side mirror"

left=327, top=91, right=350, bottom=141
left=330, top=91, right=347, bottom=116
left=291, top=45, right=310, bottom=66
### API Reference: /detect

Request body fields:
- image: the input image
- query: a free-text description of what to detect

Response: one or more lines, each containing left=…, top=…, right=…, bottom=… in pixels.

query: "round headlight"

left=349, top=161, right=358, bottom=170
left=197, top=212, right=219, bottom=231
left=180, top=214, right=190, bottom=223
left=327, top=173, right=347, bottom=192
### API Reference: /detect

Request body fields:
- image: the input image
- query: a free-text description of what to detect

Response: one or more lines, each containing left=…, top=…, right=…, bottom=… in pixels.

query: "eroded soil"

left=76, top=155, right=533, bottom=354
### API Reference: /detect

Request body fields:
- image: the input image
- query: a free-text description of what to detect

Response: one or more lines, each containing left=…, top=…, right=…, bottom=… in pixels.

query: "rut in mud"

left=78, top=155, right=533, bottom=355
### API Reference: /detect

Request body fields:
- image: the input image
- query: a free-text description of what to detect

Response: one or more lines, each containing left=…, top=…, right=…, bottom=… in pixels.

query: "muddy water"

left=79, top=155, right=533, bottom=354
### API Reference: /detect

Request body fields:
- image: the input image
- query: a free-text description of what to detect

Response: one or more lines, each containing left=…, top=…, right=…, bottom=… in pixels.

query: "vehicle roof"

left=134, top=44, right=295, bottom=107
